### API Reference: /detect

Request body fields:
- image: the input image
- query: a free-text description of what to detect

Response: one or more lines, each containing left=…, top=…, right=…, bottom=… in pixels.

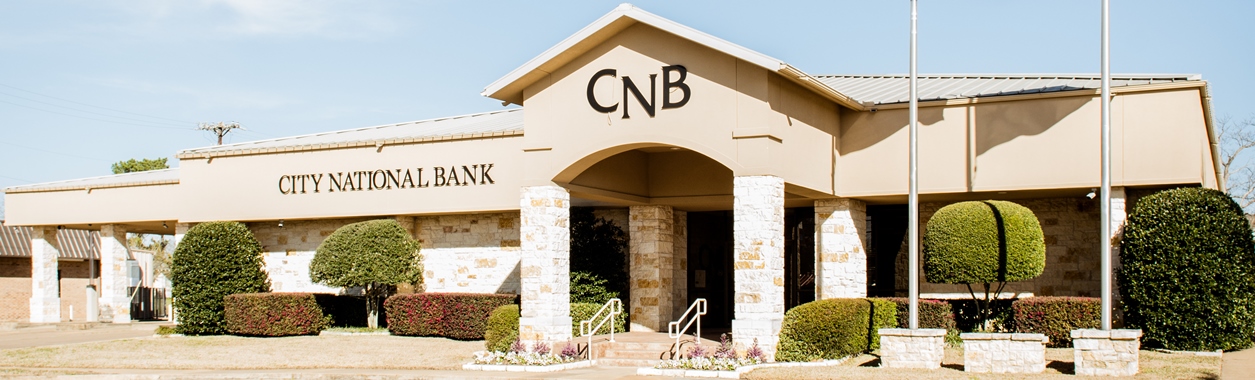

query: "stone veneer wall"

left=896, top=197, right=1102, bottom=297
left=814, top=198, right=868, bottom=299
left=731, top=175, right=786, bottom=357
left=628, top=205, right=674, bottom=332
left=518, top=185, right=573, bottom=343
left=961, top=333, right=1048, bottom=373
left=672, top=211, right=688, bottom=318
left=249, top=213, right=522, bottom=295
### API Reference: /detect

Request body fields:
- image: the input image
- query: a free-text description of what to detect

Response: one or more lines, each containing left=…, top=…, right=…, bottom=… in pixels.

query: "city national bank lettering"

left=586, top=65, right=690, bottom=118
left=277, top=164, right=495, bottom=195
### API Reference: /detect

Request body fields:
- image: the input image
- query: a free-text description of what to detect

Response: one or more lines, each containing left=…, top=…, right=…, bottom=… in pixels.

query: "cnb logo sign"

left=586, top=65, right=690, bottom=118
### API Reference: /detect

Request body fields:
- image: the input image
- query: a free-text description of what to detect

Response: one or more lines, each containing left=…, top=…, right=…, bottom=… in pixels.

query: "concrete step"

left=594, top=357, right=662, bottom=367
left=602, top=348, right=673, bottom=360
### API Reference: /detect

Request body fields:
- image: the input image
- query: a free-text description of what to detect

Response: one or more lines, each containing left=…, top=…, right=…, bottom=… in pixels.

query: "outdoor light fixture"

left=1087, top=188, right=1097, bottom=199
left=162, top=223, right=168, bottom=229
left=279, top=220, right=284, bottom=228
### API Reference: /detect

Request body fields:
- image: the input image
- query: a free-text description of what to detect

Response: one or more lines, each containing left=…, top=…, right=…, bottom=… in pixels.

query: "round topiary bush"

left=310, top=219, right=423, bottom=328
left=1119, top=187, right=1255, bottom=351
left=924, top=200, right=1045, bottom=285
left=171, top=221, right=271, bottom=335
left=484, top=304, right=520, bottom=352
left=775, top=298, right=896, bottom=362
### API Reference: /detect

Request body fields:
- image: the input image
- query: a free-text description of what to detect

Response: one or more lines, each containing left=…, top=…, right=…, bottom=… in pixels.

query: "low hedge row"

left=385, top=293, right=517, bottom=339
left=1012, top=296, right=1100, bottom=347
left=482, top=302, right=630, bottom=352
left=877, top=297, right=956, bottom=330
left=776, top=298, right=896, bottom=362
left=223, top=293, right=330, bottom=337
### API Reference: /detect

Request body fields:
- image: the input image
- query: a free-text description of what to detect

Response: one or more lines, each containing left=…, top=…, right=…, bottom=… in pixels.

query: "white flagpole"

left=908, top=0, right=920, bottom=330
left=1100, top=0, right=1113, bottom=331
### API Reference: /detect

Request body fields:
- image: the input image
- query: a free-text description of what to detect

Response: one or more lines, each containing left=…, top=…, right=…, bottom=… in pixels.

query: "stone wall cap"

left=1011, top=333, right=1049, bottom=343
left=1071, top=329, right=1143, bottom=340
left=879, top=328, right=946, bottom=337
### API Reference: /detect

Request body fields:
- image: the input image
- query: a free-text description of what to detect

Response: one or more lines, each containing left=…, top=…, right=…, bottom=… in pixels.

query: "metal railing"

left=668, top=298, right=707, bottom=350
left=579, top=298, right=622, bottom=364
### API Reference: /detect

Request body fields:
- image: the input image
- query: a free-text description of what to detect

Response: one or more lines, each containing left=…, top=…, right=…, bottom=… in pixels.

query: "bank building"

left=0, top=4, right=1220, bottom=354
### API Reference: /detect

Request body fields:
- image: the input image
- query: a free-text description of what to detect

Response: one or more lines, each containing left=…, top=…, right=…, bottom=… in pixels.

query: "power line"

left=0, top=99, right=192, bottom=131
left=0, top=140, right=112, bottom=163
left=0, top=173, right=34, bottom=183
left=0, top=90, right=190, bottom=128
left=0, top=83, right=197, bottom=124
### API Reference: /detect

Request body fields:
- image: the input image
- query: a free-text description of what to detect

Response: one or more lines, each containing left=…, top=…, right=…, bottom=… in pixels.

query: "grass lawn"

left=0, top=335, right=483, bottom=370
left=745, top=347, right=1220, bottom=379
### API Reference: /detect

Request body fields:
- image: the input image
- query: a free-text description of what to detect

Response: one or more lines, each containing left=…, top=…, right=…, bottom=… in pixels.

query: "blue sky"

left=1, top=0, right=1252, bottom=217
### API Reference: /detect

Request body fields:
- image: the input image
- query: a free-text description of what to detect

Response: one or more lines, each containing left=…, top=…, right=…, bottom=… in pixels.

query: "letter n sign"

left=587, top=65, right=690, bottom=118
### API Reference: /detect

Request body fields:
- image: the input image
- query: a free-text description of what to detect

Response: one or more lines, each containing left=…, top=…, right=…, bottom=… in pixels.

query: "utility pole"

left=198, top=122, right=241, bottom=145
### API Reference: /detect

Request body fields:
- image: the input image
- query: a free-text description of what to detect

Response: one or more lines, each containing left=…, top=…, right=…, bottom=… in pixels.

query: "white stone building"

left=2, top=5, right=1221, bottom=355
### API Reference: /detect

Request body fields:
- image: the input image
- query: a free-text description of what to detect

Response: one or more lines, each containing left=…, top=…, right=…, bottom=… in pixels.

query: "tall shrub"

left=570, top=208, right=628, bottom=303
left=171, top=221, right=271, bottom=335
left=1119, top=187, right=1255, bottom=351
left=776, top=298, right=896, bottom=362
left=923, top=200, right=1045, bottom=328
left=310, top=219, right=423, bottom=328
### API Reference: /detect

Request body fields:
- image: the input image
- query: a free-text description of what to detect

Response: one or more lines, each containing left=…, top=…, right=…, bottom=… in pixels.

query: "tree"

left=569, top=208, right=628, bottom=303
left=111, top=158, right=169, bottom=174
left=923, top=200, right=1045, bottom=330
left=310, top=219, right=422, bottom=328
left=1119, top=187, right=1255, bottom=351
left=1218, top=114, right=1255, bottom=211
left=171, top=221, right=271, bottom=335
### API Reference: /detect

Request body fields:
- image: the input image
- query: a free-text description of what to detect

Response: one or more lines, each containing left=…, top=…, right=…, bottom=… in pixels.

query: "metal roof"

left=815, top=74, right=1202, bottom=105
left=0, top=225, right=100, bottom=260
left=177, top=108, right=524, bottom=158
left=4, top=168, right=179, bottom=193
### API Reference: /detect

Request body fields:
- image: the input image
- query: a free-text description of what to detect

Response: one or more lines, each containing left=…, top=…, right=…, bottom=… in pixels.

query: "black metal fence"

left=129, top=286, right=169, bottom=321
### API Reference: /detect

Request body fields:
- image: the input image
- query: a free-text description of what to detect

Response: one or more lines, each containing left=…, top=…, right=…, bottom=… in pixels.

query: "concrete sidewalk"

left=0, top=322, right=162, bottom=350
left=1225, top=346, right=1255, bottom=380
left=0, top=366, right=662, bottom=379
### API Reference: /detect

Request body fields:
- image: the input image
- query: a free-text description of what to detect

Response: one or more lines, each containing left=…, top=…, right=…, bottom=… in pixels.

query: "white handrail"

left=579, top=298, right=622, bottom=364
left=667, top=298, right=707, bottom=351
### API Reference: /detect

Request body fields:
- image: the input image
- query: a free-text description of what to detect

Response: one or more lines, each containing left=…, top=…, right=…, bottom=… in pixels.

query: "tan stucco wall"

left=838, top=88, right=1209, bottom=197
left=518, top=23, right=839, bottom=197
left=178, top=136, right=525, bottom=223
left=4, top=184, right=180, bottom=227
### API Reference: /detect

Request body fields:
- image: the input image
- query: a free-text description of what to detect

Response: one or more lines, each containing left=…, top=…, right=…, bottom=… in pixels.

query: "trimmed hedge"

left=924, top=200, right=1045, bottom=284
left=776, top=298, right=896, bottom=362
left=484, top=305, right=519, bottom=352
left=171, top=221, right=271, bottom=335
left=878, top=297, right=956, bottom=331
left=570, top=271, right=619, bottom=304
left=385, top=293, right=517, bottom=339
left=224, top=293, right=330, bottom=337
left=1120, top=187, right=1255, bottom=351
left=1012, top=297, right=1099, bottom=347
left=570, top=302, right=628, bottom=336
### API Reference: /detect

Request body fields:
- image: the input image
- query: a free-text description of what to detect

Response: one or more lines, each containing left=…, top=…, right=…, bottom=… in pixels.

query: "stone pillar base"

left=29, top=296, right=60, bottom=323
left=878, top=328, right=945, bottom=369
left=519, top=316, right=574, bottom=344
left=961, top=333, right=1048, bottom=373
left=732, top=318, right=782, bottom=360
left=1072, top=329, right=1142, bottom=376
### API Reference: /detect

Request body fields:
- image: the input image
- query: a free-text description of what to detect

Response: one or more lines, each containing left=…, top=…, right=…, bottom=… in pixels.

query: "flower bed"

left=462, top=339, right=589, bottom=372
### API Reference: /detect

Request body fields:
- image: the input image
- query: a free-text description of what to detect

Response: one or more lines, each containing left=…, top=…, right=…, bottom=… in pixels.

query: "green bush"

left=310, top=219, right=423, bottom=328
left=484, top=305, right=520, bottom=352
left=171, top=221, right=271, bottom=335
left=224, top=293, right=330, bottom=337
left=1011, top=297, right=1099, bottom=347
left=384, top=293, right=517, bottom=339
left=776, top=298, right=896, bottom=362
left=570, top=271, right=619, bottom=304
left=1119, top=187, right=1255, bottom=351
left=877, top=297, right=956, bottom=331
left=924, top=201, right=1045, bottom=284
left=570, top=302, right=628, bottom=336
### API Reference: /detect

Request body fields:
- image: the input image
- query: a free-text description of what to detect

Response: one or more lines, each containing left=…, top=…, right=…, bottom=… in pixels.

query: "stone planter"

left=1071, top=329, right=1142, bottom=376
left=961, top=332, right=1048, bottom=373
left=877, top=328, right=946, bottom=369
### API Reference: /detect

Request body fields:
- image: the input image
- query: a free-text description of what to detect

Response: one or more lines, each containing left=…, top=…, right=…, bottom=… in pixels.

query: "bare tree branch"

left=1218, top=114, right=1255, bottom=211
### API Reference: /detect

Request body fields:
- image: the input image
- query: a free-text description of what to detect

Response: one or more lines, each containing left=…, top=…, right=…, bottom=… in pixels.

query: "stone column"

left=731, top=175, right=785, bottom=358
left=814, top=198, right=868, bottom=299
left=1109, top=187, right=1126, bottom=323
left=518, top=185, right=572, bottom=343
left=628, top=205, right=674, bottom=332
left=29, top=226, right=61, bottom=323
left=99, top=224, right=131, bottom=323
left=672, top=211, right=688, bottom=319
